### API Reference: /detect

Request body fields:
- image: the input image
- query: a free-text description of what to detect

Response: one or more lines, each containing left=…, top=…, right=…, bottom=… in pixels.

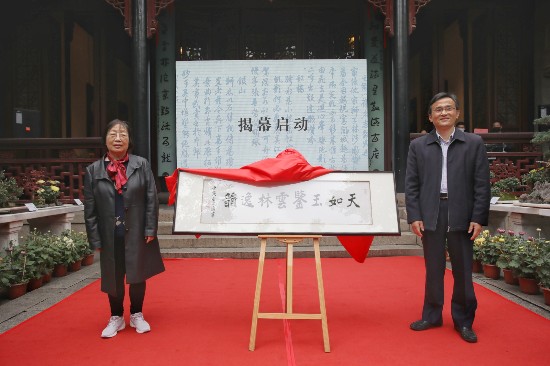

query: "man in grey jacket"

left=405, top=92, right=491, bottom=343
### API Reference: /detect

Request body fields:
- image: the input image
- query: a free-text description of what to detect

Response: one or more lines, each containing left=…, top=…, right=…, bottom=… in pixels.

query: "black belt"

left=440, top=193, right=448, bottom=199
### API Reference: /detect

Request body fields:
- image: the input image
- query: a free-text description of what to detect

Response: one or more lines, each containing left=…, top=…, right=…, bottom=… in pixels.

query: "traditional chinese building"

left=0, top=0, right=548, bottom=198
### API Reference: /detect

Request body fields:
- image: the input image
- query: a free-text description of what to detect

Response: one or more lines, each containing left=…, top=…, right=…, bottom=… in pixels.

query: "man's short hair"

left=427, top=92, right=460, bottom=115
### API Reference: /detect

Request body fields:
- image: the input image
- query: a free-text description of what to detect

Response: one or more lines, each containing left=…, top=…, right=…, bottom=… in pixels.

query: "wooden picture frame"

left=173, top=171, right=400, bottom=235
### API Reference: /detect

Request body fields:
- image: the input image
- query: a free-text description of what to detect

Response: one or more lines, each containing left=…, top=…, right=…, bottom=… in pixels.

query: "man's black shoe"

left=409, top=320, right=442, bottom=331
left=455, top=325, right=478, bottom=343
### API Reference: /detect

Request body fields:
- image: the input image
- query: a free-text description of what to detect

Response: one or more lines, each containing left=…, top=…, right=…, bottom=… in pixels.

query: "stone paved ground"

left=1, top=255, right=548, bottom=335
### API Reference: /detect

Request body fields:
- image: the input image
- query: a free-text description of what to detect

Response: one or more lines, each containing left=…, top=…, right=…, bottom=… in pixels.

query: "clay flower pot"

left=68, top=259, right=82, bottom=272
left=542, top=287, right=550, bottom=306
left=502, top=269, right=519, bottom=285
left=42, top=271, right=52, bottom=283
left=8, top=282, right=28, bottom=299
left=518, top=277, right=540, bottom=295
left=81, top=254, right=95, bottom=266
left=482, top=264, right=500, bottom=280
left=472, top=260, right=483, bottom=273
left=53, top=263, right=68, bottom=277
left=27, top=277, right=43, bottom=291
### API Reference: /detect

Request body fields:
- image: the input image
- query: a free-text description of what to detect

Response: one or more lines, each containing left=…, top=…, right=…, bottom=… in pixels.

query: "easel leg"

left=314, top=238, right=331, bottom=352
left=286, top=242, right=293, bottom=313
left=249, top=237, right=267, bottom=351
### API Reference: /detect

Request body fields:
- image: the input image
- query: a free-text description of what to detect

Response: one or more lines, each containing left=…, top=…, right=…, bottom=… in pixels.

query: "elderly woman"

left=84, top=119, right=164, bottom=338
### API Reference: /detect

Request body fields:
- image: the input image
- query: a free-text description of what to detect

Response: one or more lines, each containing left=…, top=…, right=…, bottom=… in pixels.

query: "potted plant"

left=491, top=177, right=521, bottom=200
left=0, top=242, right=30, bottom=299
left=536, top=240, right=550, bottom=305
left=0, top=170, right=23, bottom=209
left=513, top=230, right=545, bottom=295
left=57, top=231, right=83, bottom=272
left=477, top=230, right=502, bottom=279
left=473, top=230, right=489, bottom=273
left=65, top=230, right=91, bottom=264
left=521, top=162, right=550, bottom=189
left=49, top=234, right=71, bottom=277
left=496, top=230, right=525, bottom=285
left=22, top=230, right=56, bottom=289
left=34, top=179, right=62, bottom=207
left=531, top=116, right=550, bottom=161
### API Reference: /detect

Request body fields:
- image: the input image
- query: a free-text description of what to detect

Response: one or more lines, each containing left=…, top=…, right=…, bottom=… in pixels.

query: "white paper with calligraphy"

left=175, top=59, right=369, bottom=170
left=173, top=171, right=399, bottom=235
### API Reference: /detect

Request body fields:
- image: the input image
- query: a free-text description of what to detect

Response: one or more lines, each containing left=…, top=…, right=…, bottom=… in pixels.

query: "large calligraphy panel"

left=175, top=59, right=369, bottom=170
left=365, top=11, right=385, bottom=171
left=155, top=9, right=177, bottom=177
left=173, top=171, right=399, bottom=235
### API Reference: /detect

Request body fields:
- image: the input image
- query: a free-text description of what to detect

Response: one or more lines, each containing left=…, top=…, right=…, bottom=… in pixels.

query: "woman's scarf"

left=106, top=153, right=129, bottom=194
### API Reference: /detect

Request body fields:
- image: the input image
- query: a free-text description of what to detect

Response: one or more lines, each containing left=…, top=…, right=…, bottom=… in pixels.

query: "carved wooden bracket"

left=105, top=0, right=174, bottom=38
left=367, top=0, right=431, bottom=37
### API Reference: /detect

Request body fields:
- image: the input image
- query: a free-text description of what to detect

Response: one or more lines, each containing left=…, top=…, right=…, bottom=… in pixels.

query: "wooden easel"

left=249, top=235, right=330, bottom=352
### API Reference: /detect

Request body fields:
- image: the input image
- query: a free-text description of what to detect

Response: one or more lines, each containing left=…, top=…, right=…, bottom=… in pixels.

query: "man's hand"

left=468, top=222, right=482, bottom=240
left=411, top=221, right=424, bottom=238
left=145, top=236, right=155, bottom=244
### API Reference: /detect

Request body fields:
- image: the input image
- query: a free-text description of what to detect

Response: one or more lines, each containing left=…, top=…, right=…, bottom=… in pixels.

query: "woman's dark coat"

left=84, top=154, right=164, bottom=296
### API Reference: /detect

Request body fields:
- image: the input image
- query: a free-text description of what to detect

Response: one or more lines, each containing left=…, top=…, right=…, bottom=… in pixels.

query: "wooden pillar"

left=131, top=0, right=151, bottom=162
left=393, top=0, right=409, bottom=192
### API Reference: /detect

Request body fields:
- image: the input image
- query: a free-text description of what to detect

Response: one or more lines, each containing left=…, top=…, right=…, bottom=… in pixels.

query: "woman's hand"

left=145, top=236, right=155, bottom=244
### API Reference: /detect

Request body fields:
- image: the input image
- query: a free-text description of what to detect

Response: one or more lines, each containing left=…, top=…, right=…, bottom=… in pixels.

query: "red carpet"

left=1, top=257, right=549, bottom=365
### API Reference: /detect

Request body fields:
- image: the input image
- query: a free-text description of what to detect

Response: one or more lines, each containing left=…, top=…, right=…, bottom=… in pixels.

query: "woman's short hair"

left=103, top=119, right=133, bottom=150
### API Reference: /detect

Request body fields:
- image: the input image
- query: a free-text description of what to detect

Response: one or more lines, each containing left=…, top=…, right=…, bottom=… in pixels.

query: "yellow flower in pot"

left=34, top=179, right=62, bottom=207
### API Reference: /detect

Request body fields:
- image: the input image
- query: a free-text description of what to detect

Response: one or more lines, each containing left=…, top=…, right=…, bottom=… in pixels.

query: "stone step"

left=157, top=232, right=418, bottom=248
left=158, top=232, right=421, bottom=259
left=161, top=244, right=422, bottom=259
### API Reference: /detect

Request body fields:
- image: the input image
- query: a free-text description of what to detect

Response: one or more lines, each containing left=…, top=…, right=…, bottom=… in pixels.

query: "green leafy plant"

left=521, top=163, right=550, bottom=186
left=49, top=231, right=86, bottom=266
left=0, top=170, right=23, bottom=208
left=491, top=177, right=521, bottom=198
left=532, top=116, right=550, bottom=160
left=22, top=229, right=57, bottom=278
left=60, top=230, right=90, bottom=259
left=34, top=179, right=61, bottom=206
left=0, top=242, right=30, bottom=287
left=477, top=232, right=503, bottom=265
left=538, top=250, right=550, bottom=289
left=495, top=230, right=526, bottom=273
left=513, top=230, right=546, bottom=280
left=473, top=230, right=491, bottom=262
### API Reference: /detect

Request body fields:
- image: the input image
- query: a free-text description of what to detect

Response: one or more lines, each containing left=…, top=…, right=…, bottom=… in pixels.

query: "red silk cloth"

left=165, top=148, right=373, bottom=262
left=106, top=153, right=129, bottom=194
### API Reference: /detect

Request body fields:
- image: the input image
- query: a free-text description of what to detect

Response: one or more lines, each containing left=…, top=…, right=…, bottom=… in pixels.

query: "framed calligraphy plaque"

left=173, top=171, right=399, bottom=235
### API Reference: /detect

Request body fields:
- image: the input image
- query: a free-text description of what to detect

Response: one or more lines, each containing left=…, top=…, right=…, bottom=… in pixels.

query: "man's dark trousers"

left=421, top=199, right=477, bottom=328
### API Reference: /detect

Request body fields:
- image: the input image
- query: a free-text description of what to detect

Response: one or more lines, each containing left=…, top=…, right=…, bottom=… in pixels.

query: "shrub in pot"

left=536, top=243, right=550, bottom=305
left=23, top=230, right=56, bottom=279
left=513, top=233, right=545, bottom=294
left=0, top=242, right=31, bottom=299
left=473, top=230, right=489, bottom=272
left=0, top=170, right=23, bottom=208
left=496, top=230, right=525, bottom=285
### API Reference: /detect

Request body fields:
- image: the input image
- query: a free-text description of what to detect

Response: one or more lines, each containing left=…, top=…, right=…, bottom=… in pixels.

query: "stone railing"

left=489, top=203, right=550, bottom=238
left=411, top=132, right=543, bottom=183
left=0, top=205, right=84, bottom=250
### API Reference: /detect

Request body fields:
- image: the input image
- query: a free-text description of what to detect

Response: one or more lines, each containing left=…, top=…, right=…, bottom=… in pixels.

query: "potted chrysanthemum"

left=34, top=179, right=62, bottom=207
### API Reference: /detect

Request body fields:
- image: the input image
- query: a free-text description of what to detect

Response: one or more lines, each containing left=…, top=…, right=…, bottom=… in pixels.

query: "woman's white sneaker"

left=101, top=316, right=125, bottom=338
left=130, top=312, right=151, bottom=333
